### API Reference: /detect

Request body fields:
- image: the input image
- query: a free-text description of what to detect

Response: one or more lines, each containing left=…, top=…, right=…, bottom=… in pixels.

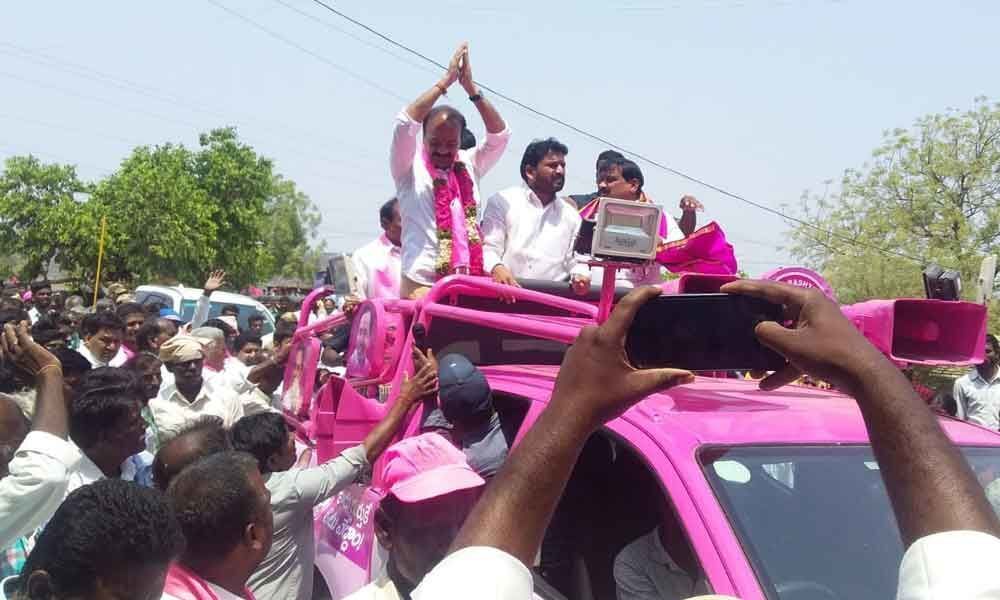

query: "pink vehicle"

left=282, top=272, right=999, bottom=600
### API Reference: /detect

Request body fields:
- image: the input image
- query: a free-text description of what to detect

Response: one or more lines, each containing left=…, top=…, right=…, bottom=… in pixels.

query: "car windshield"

left=179, top=299, right=274, bottom=335
left=701, top=445, right=1000, bottom=600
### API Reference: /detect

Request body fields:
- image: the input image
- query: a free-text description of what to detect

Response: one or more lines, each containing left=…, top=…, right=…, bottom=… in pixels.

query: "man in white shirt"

left=0, top=321, right=81, bottom=549
left=26, top=281, right=53, bottom=325
left=390, top=43, right=510, bottom=298
left=67, top=368, right=153, bottom=492
left=412, top=284, right=1000, bottom=600
left=77, top=311, right=125, bottom=368
left=162, top=452, right=272, bottom=600
left=352, top=198, right=403, bottom=300
left=149, top=335, right=264, bottom=446
left=482, top=138, right=582, bottom=287
left=953, top=334, right=1000, bottom=428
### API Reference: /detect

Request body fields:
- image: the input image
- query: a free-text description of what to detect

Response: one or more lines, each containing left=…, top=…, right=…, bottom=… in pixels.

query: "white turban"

left=158, top=335, right=205, bottom=364
left=190, top=327, right=225, bottom=345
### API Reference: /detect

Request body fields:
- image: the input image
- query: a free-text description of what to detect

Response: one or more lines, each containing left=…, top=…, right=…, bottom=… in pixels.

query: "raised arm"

left=721, top=280, right=1000, bottom=547
left=450, top=287, right=694, bottom=563
left=458, top=47, right=505, bottom=135
left=362, top=354, right=437, bottom=463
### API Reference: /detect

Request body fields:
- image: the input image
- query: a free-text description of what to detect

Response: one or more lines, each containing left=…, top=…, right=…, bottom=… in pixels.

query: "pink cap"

left=381, top=433, right=485, bottom=503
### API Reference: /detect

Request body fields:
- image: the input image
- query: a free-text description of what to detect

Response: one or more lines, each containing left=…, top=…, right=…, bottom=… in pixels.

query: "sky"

left=3, top=0, right=999, bottom=278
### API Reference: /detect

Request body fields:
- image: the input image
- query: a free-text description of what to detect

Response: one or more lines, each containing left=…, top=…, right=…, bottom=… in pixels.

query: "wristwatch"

left=468, top=91, right=484, bottom=103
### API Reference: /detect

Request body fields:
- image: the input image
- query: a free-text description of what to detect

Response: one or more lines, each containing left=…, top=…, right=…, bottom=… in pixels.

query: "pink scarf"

left=163, top=563, right=255, bottom=600
left=423, top=148, right=484, bottom=277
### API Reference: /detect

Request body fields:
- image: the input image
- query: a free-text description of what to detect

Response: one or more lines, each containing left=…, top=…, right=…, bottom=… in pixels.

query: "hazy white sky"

left=3, top=0, right=999, bottom=277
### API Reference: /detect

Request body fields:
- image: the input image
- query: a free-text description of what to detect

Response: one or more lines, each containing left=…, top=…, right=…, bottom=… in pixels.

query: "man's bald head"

left=152, top=416, right=231, bottom=490
left=0, top=395, right=30, bottom=479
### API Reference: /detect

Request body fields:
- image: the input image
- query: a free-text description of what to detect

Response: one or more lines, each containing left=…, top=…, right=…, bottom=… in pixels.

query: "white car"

left=134, top=285, right=276, bottom=339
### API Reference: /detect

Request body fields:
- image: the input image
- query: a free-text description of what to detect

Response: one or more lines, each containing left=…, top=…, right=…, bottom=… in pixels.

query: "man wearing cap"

left=431, top=353, right=509, bottom=478
left=342, top=433, right=486, bottom=600
left=149, top=335, right=264, bottom=446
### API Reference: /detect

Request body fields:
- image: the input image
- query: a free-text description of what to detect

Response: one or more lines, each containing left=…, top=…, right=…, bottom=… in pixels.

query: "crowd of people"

left=0, top=40, right=999, bottom=600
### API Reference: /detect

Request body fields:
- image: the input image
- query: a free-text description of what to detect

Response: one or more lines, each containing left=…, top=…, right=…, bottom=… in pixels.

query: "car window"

left=702, top=445, right=1000, bottom=600
left=179, top=299, right=274, bottom=335
left=134, top=291, right=173, bottom=308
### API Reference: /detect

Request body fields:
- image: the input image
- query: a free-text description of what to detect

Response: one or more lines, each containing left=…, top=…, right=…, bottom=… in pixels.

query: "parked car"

left=281, top=275, right=999, bottom=600
left=134, top=285, right=276, bottom=336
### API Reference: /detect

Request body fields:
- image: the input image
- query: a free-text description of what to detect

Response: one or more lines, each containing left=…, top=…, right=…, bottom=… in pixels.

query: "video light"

left=591, top=197, right=662, bottom=262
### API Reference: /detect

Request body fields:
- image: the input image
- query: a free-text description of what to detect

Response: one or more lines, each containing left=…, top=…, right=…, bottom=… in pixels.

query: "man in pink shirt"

left=352, top=198, right=403, bottom=300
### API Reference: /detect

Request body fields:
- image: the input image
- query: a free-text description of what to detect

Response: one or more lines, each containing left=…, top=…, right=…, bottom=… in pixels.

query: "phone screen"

left=625, top=294, right=786, bottom=371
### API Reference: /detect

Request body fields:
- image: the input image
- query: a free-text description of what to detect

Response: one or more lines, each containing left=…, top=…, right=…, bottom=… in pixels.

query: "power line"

left=206, top=0, right=407, bottom=103
left=301, top=0, right=925, bottom=265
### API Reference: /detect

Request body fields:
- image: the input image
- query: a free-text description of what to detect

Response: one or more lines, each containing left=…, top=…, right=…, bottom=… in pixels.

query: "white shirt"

left=352, top=234, right=402, bottom=300
left=614, top=528, right=707, bottom=600
left=412, top=547, right=534, bottom=600
left=954, top=369, right=1000, bottom=429
left=0, top=431, right=81, bottom=548
left=343, top=577, right=404, bottom=600
left=162, top=580, right=247, bottom=600
left=77, top=344, right=110, bottom=369
left=66, top=447, right=154, bottom=493
left=481, top=185, right=582, bottom=281
left=148, top=377, right=259, bottom=444
left=27, top=307, right=41, bottom=324
left=896, top=530, right=1000, bottom=599
left=390, top=108, right=511, bottom=286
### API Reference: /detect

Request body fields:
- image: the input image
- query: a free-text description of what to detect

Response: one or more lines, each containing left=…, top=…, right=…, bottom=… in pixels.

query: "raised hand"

left=441, top=42, right=468, bottom=90
left=458, top=43, right=475, bottom=93
left=551, top=286, right=694, bottom=428
left=1, top=321, right=61, bottom=379
left=399, top=359, right=438, bottom=407
left=203, top=270, right=226, bottom=294
left=720, top=279, right=886, bottom=393
left=679, top=195, right=704, bottom=212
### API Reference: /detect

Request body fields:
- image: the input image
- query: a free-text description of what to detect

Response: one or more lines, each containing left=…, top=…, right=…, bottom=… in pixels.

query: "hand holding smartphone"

left=625, top=293, right=785, bottom=371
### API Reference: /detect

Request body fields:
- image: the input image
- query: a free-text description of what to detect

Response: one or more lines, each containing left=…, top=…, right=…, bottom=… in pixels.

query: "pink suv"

left=281, top=275, right=1000, bottom=600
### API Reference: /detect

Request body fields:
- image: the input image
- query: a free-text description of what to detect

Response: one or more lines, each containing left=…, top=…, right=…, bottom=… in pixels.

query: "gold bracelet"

left=36, top=364, right=63, bottom=377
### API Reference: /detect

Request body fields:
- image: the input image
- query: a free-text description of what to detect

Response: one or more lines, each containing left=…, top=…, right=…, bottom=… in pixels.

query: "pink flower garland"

left=431, top=161, right=484, bottom=277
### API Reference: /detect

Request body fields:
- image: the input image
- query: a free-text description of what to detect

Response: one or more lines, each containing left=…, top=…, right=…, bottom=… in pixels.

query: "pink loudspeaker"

left=842, top=299, right=987, bottom=365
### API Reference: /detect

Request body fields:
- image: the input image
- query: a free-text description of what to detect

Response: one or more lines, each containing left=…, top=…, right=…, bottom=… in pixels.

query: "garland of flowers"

left=432, top=161, right=484, bottom=276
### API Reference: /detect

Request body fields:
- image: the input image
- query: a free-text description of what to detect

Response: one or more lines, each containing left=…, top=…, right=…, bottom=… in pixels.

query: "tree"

left=264, top=175, right=326, bottom=284
left=78, top=144, right=216, bottom=284
left=788, top=97, right=1000, bottom=330
left=0, top=155, right=90, bottom=279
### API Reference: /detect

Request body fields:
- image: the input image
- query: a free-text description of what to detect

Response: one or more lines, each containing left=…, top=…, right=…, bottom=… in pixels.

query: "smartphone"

left=625, top=293, right=786, bottom=371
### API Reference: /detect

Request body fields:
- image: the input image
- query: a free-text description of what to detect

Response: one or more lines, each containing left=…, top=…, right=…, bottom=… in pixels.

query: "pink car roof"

left=480, top=365, right=1000, bottom=450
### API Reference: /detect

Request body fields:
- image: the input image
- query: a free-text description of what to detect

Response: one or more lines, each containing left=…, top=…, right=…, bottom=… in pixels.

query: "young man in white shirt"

left=67, top=367, right=153, bottom=491
left=0, top=321, right=82, bottom=549
left=26, top=281, right=53, bottom=325
left=390, top=43, right=510, bottom=299
left=482, top=138, right=582, bottom=288
left=77, top=311, right=125, bottom=368
left=352, top=198, right=403, bottom=300
left=412, top=284, right=1000, bottom=600
left=953, top=334, right=1000, bottom=427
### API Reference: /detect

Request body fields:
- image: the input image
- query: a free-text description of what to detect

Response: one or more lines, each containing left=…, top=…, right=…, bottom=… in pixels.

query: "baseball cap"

left=158, top=308, right=185, bottom=323
left=438, top=354, right=492, bottom=423
left=381, top=433, right=485, bottom=503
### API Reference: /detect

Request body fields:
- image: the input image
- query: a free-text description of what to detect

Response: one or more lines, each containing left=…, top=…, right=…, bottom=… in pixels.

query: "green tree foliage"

left=0, top=129, right=324, bottom=288
left=0, top=155, right=90, bottom=279
left=788, top=97, right=1000, bottom=330
left=264, top=175, right=326, bottom=283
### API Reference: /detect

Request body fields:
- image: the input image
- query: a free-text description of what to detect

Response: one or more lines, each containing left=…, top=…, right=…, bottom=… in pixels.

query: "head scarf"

left=158, top=335, right=204, bottom=364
